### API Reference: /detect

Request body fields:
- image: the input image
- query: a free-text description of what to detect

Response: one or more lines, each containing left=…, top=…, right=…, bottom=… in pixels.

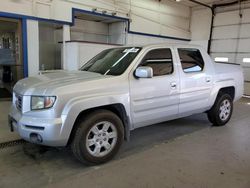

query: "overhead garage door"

left=210, top=8, right=250, bottom=95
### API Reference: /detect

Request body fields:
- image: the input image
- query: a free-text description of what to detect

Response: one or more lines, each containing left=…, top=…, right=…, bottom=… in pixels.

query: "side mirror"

left=135, top=66, right=153, bottom=78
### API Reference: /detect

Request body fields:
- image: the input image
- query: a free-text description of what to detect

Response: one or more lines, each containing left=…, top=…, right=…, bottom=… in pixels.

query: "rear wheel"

left=71, top=110, right=124, bottom=165
left=207, top=94, right=233, bottom=126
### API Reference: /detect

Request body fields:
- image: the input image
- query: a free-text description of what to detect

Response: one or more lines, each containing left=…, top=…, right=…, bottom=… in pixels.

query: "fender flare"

left=208, top=79, right=236, bottom=108
left=59, top=94, right=132, bottom=144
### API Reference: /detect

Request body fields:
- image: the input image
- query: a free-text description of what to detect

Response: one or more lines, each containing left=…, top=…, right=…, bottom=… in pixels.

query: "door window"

left=178, top=48, right=204, bottom=73
left=140, top=48, right=173, bottom=76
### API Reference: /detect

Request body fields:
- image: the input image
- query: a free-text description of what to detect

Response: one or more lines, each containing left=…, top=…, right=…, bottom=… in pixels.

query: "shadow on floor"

left=18, top=113, right=210, bottom=167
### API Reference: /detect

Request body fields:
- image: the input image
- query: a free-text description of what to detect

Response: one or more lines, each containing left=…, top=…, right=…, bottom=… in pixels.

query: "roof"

left=138, top=43, right=202, bottom=48
left=117, top=43, right=203, bottom=50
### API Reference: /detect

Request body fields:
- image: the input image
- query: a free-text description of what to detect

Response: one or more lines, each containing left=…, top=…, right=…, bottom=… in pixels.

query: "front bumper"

left=9, top=105, right=68, bottom=147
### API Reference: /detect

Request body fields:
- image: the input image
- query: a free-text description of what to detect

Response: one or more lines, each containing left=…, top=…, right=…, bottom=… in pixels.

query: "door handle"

left=170, top=82, right=177, bottom=88
left=206, top=77, right=211, bottom=83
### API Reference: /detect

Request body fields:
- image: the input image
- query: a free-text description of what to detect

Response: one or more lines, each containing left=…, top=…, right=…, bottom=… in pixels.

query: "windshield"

left=80, top=47, right=141, bottom=76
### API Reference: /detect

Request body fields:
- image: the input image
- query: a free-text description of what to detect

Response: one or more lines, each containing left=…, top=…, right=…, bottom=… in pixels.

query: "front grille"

left=15, top=94, right=23, bottom=111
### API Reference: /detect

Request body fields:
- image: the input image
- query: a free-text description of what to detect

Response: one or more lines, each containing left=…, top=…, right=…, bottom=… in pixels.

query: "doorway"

left=0, top=17, right=23, bottom=100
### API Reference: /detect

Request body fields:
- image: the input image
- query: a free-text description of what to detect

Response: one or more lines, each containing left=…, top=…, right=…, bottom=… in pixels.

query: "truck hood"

left=14, top=70, right=108, bottom=95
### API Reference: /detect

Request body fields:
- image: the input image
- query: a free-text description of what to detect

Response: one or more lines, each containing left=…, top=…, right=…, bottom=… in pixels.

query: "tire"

left=207, top=93, right=233, bottom=126
left=71, top=109, right=124, bottom=165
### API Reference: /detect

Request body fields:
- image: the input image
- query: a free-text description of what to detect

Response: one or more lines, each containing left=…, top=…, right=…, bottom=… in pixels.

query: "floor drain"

left=0, top=139, right=26, bottom=149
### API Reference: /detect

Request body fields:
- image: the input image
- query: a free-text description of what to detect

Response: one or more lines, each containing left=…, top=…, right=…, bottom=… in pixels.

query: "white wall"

left=71, top=19, right=109, bottom=43
left=108, top=22, right=126, bottom=45
left=65, top=42, right=116, bottom=70
left=128, top=0, right=190, bottom=39
left=70, top=19, right=126, bottom=45
left=190, top=8, right=212, bottom=51
left=27, top=20, right=39, bottom=76
left=0, top=0, right=191, bottom=40
left=39, top=22, right=62, bottom=70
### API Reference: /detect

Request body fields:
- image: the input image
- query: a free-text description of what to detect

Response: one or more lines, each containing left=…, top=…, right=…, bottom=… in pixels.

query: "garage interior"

left=0, top=0, right=250, bottom=188
left=0, top=18, right=23, bottom=99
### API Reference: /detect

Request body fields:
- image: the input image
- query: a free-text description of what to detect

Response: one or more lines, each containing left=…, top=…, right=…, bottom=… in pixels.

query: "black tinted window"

left=178, top=48, right=204, bottom=73
left=141, top=48, right=173, bottom=76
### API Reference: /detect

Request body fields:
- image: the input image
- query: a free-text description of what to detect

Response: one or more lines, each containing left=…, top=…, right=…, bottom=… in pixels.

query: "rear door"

left=175, top=47, right=213, bottom=117
left=129, top=47, right=180, bottom=128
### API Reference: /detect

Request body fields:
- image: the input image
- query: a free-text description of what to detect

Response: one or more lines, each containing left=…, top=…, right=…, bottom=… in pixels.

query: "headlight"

left=31, top=96, right=56, bottom=110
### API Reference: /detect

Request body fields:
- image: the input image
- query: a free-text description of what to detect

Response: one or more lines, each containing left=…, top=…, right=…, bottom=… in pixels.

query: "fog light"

left=30, top=133, right=43, bottom=143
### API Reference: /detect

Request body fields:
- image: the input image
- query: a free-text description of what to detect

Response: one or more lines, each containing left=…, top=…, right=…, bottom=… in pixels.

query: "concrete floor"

left=0, top=98, right=249, bottom=188
left=0, top=101, right=20, bottom=142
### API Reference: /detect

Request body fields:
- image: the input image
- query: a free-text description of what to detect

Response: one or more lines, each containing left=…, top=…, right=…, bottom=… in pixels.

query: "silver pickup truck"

left=9, top=43, right=244, bottom=164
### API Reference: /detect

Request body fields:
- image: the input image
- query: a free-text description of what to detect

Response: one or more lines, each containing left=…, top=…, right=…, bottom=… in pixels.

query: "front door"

left=129, top=47, right=180, bottom=128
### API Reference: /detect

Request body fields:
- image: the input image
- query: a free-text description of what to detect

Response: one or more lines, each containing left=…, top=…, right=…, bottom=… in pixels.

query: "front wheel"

left=71, top=110, right=124, bottom=165
left=207, top=94, right=233, bottom=126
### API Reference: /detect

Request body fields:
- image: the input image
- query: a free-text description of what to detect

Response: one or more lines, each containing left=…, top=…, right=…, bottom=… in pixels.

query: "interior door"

left=176, top=48, right=213, bottom=117
left=129, top=48, right=180, bottom=128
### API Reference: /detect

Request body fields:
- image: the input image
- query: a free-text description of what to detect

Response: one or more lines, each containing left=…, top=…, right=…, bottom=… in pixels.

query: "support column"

left=26, top=20, right=39, bottom=76
left=62, top=25, right=70, bottom=70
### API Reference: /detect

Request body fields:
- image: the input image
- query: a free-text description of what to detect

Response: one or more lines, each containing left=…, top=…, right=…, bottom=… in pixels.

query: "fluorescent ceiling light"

left=243, top=58, right=250, bottom=63
left=214, top=57, right=229, bottom=62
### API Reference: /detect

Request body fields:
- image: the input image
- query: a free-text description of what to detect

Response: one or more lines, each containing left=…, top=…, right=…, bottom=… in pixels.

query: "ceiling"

left=177, top=0, right=243, bottom=7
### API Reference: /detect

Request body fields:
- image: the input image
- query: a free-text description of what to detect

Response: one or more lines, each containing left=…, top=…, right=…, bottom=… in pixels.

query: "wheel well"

left=67, top=104, right=129, bottom=146
left=218, top=86, right=235, bottom=100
